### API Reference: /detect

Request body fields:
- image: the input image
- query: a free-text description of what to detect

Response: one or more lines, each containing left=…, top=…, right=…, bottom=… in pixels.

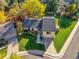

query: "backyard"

left=18, top=32, right=45, bottom=51
left=54, top=16, right=77, bottom=53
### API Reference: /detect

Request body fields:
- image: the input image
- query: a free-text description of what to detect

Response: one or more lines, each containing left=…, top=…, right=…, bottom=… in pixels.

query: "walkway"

left=60, top=27, right=79, bottom=59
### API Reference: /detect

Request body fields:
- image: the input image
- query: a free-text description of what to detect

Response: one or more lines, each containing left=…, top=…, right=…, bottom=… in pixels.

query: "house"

left=64, top=0, right=72, bottom=5
left=41, top=17, right=56, bottom=39
left=41, top=0, right=46, bottom=3
left=63, top=0, right=79, bottom=6
left=57, top=0, right=78, bottom=13
left=23, top=17, right=56, bottom=49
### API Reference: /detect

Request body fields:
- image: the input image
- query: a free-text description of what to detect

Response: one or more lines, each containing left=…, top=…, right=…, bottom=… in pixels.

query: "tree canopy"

left=46, top=0, right=59, bottom=13
left=21, top=0, right=46, bottom=18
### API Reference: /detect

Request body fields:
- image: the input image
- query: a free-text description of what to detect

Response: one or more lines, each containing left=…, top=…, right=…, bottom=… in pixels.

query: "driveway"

left=60, top=28, right=79, bottom=59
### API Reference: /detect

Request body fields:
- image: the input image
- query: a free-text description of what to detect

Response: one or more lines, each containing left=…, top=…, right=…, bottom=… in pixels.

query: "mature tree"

left=9, top=3, right=24, bottom=35
left=63, top=3, right=77, bottom=20
left=45, top=0, right=59, bottom=14
left=65, top=3, right=77, bottom=17
left=21, top=0, right=46, bottom=18
left=0, top=9, right=7, bottom=24
left=68, top=3, right=77, bottom=13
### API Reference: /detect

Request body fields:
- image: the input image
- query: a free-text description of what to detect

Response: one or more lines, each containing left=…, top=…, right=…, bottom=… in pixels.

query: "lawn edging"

left=44, top=20, right=79, bottom=59
left=16, top=50, right=44, bottom=56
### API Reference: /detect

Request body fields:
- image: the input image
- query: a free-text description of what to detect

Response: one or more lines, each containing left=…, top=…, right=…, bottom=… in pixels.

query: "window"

left=47, top=32, right=51, bottom=34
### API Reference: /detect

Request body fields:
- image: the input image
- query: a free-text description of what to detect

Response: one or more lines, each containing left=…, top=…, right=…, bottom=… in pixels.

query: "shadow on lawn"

left=18, top=32, right=45, bottom=51
left=60, top=16, right=73, bottom=28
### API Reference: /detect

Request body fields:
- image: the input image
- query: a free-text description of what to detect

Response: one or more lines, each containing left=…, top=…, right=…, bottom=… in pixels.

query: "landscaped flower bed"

left=54, top=16, right=77, bottom=53
left=18, top=33, right=45, bottom=51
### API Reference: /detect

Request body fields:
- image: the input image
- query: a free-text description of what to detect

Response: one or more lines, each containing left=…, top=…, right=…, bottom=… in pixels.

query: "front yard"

left=54, top=16, right=77, bottom=53
left=18, top=33, right=45, bottom=51
left=0, top=48, right=7, bottom=59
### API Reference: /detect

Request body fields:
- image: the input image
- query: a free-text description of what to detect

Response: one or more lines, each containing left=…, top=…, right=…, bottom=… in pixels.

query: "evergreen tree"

left=46, top=0, right=59, bottom=13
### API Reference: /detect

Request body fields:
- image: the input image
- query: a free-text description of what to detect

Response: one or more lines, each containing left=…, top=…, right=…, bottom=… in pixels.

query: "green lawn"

left=55, top=17, right=59, bottom=28
left=54, top=16, right=77, bottom=53
left=18, top=33, right=45, bottom=51
left=0, top=48, right=7, bottom=59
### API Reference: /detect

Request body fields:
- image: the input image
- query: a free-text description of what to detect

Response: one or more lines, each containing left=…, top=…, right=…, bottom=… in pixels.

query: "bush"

left=60, top=16, right=73, bottom=28
left=64, top=3, right=77, bottom=18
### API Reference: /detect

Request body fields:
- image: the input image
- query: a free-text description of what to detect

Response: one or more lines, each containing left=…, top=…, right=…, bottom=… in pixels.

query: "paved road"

left=60, top=28, right=79, bottom=59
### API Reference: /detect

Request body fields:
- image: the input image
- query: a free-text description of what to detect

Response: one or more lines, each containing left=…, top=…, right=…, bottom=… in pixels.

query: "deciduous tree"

left=21, top=0, right=46, bottom=18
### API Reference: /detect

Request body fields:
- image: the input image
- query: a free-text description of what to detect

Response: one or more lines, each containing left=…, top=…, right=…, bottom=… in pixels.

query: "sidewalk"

left=3, top=23, right=19, bottom=59
left=4, top=38, right=19, bottom=59
left=44, top=41, right=57, bottom=57
left=17, top=50, right=44, bottom=59
left=44, top=19, right=79, bottom=59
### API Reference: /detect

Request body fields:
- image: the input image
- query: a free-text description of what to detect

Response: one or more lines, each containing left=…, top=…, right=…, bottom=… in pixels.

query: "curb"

left=44, top=20, right=79, bottom=59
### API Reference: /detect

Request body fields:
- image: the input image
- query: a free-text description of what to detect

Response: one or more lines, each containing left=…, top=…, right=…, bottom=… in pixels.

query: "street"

left=60, top=27, right=79, bottom=59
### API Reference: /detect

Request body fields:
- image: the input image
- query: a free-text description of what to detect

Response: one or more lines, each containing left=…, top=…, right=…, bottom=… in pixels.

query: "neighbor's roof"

left=42, top=17, right=56, bottom=32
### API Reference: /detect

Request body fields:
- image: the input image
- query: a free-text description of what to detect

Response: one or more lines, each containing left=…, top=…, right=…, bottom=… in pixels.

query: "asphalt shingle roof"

left=23, top=17, right=56, bottom=32
left=42, top=17, right=56, bottom=32
left=23, top=18, right=41, bottom=29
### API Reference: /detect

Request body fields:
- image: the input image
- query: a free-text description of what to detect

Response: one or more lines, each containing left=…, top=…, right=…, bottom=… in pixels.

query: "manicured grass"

left=55, top=17, right=59, bottom=28
left=18, top=33, right=45, bottom=51
left=54, top=17, right=77, bottom=53
left=0, top=48, right=7, bottom=59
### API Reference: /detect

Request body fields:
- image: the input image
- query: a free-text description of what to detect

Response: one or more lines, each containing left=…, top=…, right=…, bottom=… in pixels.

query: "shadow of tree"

left=60, top=16, right=73, bottom=28
left=18, top=32, right=45, bottom=51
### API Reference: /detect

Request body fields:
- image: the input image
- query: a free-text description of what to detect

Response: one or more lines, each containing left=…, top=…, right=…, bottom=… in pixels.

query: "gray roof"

left=23, top=17, right=56, bottom=32
left=42, top=17, right=56, bottom=32
left=23, top=18, right=41, bottom=29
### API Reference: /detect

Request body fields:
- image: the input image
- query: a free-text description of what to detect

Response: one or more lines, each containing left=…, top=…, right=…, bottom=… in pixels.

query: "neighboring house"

left=64, top=0, right=72, bottom=5
left=23, top=17, right=56, bottom=48
left=57, top=0, right=78, bottom=13
left=63, top=0, right=79, bottom=6
left=41, top=0, right=46, bottom=3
